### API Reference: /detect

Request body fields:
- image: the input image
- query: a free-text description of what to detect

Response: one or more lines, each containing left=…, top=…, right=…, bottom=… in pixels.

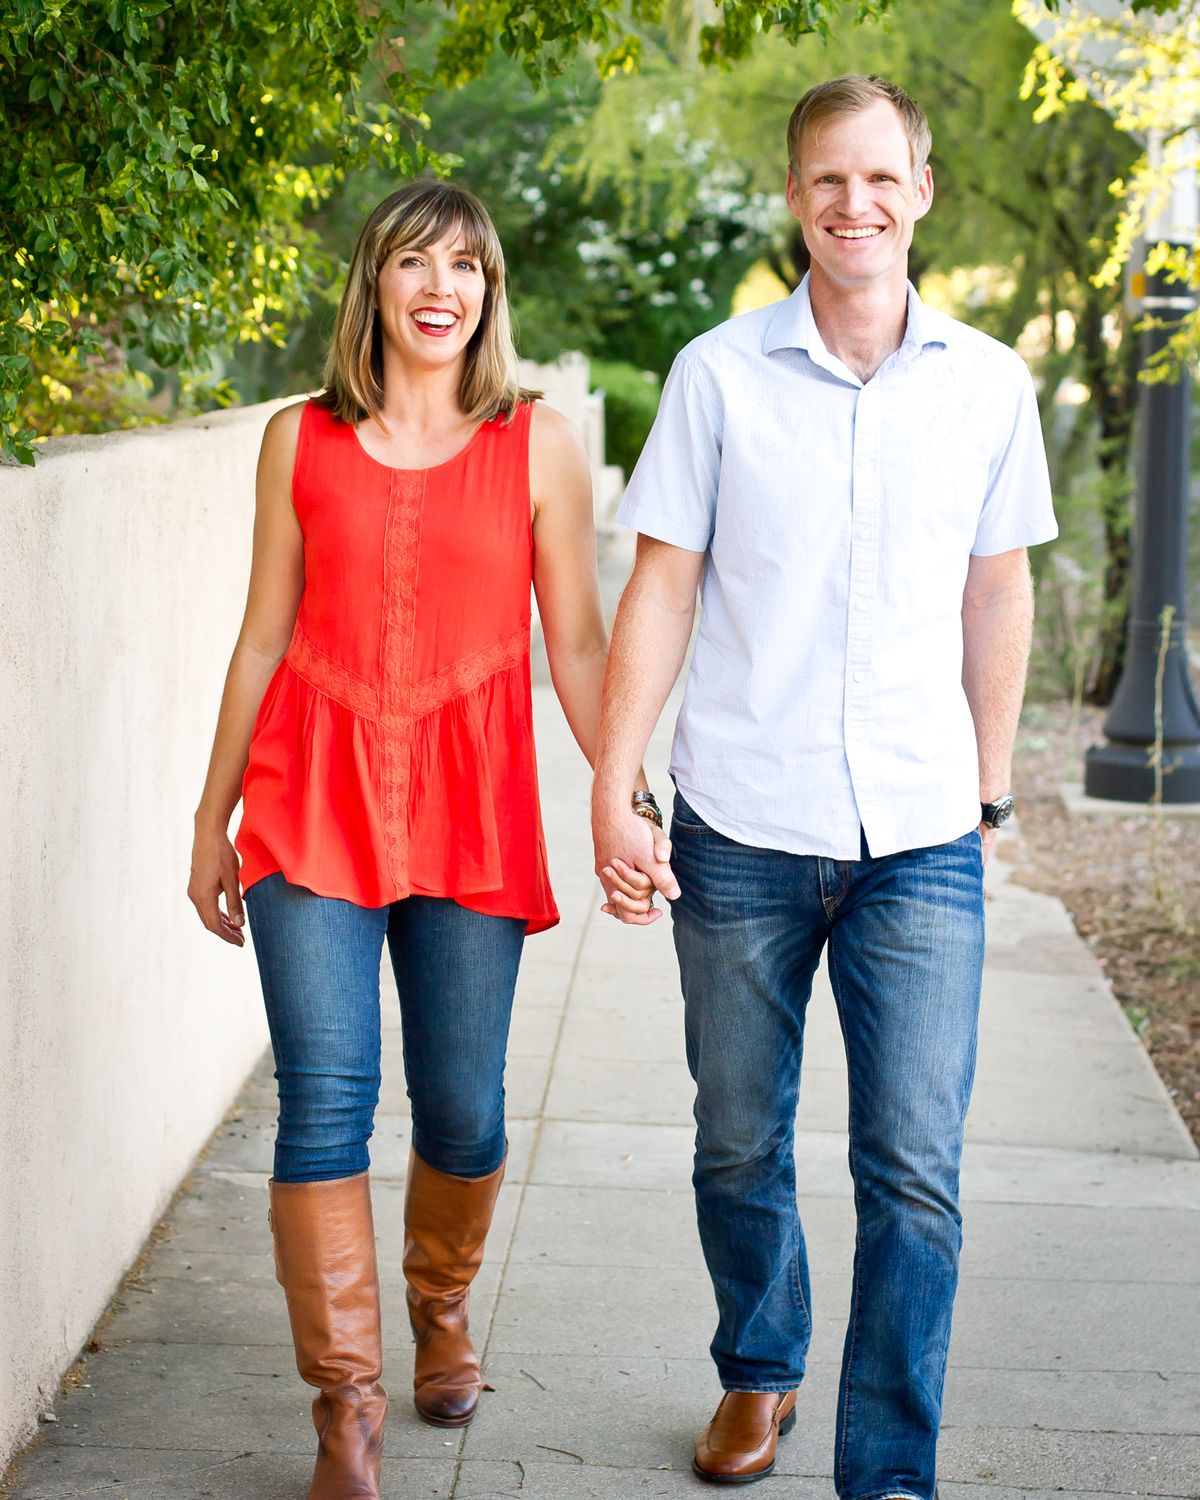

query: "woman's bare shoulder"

left=262, top=397, right=309, bottom=449
left=527, top=400, right=592, bottom=525
left=253, top=400, right=312, bottom=503
left=528, top=399, right=585, bottom=462
left=256, top=398, right=312, bottom=479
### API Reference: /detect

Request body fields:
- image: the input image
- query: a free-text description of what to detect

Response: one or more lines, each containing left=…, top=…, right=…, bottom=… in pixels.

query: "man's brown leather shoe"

left=692, top=1389, right=798, bottom=1484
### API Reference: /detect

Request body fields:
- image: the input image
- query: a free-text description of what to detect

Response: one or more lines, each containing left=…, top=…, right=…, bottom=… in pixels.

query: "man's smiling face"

left=786, top=98, right=933, bottom=295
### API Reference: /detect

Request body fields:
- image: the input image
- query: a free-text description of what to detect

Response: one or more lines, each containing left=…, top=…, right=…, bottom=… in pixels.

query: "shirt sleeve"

left=616, top=352, right=721, bottom=553
left=971, top=361, right=1058, bottom=556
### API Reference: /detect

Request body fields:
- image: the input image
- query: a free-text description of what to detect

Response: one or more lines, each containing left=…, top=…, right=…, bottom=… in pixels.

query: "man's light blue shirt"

left=617, top=274, right=1058, bottom=860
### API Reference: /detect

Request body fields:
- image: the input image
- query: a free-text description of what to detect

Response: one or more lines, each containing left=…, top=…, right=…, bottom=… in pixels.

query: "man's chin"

left=810, top=255, right=905, bottom=291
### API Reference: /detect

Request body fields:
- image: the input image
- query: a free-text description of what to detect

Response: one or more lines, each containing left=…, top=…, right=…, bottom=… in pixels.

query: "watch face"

left=986, top=796, right=1015, bottom=828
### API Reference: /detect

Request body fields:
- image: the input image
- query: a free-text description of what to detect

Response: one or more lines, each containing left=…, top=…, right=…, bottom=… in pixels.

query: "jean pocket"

left=671, top=788, right=715, bottom=835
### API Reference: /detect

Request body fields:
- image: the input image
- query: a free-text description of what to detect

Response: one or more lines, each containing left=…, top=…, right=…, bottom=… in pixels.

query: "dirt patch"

left=1010, top=699, right=1200, bottom=1148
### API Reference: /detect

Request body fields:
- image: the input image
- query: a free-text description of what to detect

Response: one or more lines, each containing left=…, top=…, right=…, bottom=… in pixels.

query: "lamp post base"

left=1084, top=740, right=1200, bottom=804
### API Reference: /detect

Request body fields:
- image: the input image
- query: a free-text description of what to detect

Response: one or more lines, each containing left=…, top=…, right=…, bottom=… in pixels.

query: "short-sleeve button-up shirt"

left=617, top=275, right=1058, bottom=860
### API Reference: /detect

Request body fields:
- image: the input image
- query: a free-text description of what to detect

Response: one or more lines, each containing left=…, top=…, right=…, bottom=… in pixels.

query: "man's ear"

left=785, top=164, right=801, bottom=219
left=914, top=164, right=934, bottom=220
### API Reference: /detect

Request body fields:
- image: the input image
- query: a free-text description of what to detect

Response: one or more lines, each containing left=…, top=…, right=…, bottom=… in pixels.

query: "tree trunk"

left=1076, top=295, right=1137, bottom=706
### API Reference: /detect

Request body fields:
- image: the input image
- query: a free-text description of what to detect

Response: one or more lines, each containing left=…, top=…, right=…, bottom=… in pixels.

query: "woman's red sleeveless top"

left=236, top=398, right=559, bottom=934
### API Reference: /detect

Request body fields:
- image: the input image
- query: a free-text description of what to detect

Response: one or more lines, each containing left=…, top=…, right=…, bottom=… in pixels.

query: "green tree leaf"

left=3, top=0, right=895, bottom=460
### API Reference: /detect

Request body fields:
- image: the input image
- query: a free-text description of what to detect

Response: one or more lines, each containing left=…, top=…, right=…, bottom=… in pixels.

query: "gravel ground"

left=1008, top=698, right=1200, bottom=1148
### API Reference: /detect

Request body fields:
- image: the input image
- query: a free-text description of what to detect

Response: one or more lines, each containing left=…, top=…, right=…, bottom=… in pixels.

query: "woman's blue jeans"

left=244, top=873, right=525, bottom=1184
left=669, top=790, right=985, bottom=1500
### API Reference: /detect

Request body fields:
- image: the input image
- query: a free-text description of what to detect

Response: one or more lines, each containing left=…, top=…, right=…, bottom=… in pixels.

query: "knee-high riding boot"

left=268, top=1173, right=388, bottom=1500
left=403, top=1149, right=505, bottom=1427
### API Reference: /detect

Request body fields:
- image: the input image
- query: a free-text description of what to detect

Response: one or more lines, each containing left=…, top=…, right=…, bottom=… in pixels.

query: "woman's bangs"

left=378, top=191, right=500, bottom=272
left=450, top=200, right=501, bottom=270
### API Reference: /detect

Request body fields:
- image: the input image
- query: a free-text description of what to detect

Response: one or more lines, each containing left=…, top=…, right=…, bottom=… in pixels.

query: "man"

left=591, top=76, right=1056, bottom=1500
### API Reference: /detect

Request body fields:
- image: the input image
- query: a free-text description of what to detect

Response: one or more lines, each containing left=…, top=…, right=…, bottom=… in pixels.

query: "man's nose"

left=837, top=177, right=871, bottom=217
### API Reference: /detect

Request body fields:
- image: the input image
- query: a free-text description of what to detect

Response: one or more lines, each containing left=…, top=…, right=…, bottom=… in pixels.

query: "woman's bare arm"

left=529, top=402, right=657, bottom=916
left=187, top=402, right=306, bottom=944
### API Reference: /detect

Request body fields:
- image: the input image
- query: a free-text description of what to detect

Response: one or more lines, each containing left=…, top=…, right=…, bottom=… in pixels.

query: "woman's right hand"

left=188, top=822, right=246, bottom=946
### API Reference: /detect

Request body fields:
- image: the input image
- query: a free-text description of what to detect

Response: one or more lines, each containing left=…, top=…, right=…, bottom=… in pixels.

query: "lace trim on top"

left=379, top=469, right=426, bottom=888
left=286, top=623, right=380, bottom=719
left=409, top=625, right=528, bottom=716
left=286, top=621, right=529, bottom=724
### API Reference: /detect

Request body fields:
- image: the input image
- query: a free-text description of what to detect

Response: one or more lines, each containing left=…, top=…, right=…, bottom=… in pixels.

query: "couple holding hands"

left=189, top=73, right=1055, bottom=1500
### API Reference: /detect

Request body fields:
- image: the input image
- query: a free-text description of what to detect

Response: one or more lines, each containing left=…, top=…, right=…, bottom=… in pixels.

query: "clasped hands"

left=592, top=806, right=681, bottom=926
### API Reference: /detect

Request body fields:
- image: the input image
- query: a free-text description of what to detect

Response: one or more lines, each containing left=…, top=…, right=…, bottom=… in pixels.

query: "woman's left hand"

left=600, top=856, right=657, bottom=918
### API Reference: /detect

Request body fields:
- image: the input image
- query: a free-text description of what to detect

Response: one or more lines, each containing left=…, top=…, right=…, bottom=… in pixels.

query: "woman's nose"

left=423, top=263, right=453, bottom=297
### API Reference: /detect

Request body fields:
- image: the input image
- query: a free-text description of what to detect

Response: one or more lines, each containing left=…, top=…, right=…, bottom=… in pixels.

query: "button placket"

left=844, top=384, right=882, bottom=824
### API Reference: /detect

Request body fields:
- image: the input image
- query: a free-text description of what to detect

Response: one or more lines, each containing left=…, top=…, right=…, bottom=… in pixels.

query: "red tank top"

left=236, top=398, right=559, bottom=933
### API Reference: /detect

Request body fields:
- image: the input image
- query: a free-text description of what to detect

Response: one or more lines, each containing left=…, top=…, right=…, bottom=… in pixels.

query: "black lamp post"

left=1084, top=255, right=1200, bottom=802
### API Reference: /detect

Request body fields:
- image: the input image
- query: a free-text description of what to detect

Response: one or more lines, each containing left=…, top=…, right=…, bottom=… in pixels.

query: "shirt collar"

left=762, top=273, right=950, bottom=365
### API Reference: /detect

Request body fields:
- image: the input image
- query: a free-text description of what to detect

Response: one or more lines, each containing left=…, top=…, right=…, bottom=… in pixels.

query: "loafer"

left=692, top=1389, right=798, bottom=1484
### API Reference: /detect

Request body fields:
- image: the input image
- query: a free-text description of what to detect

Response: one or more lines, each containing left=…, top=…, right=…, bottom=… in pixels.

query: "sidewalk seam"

left=448, top=897, right=596, bottom=1496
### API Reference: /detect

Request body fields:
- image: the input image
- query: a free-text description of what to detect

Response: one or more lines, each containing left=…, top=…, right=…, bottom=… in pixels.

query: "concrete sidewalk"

left=5, top=570, right=1199, bottom=1498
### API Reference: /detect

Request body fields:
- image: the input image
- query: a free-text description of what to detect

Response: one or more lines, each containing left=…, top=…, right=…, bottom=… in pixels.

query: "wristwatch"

left=980, top=795, right=1015, bottom=829
left=631, top=790, right=663, bottom=828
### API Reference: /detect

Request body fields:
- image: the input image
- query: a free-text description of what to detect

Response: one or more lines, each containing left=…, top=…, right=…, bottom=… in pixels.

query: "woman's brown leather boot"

left=403, top=1150, right=505, bottom=1427
left=268, top=1173, right=388, bottom=1500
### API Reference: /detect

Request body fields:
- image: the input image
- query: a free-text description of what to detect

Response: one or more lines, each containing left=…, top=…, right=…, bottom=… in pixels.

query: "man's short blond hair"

left=787, top=75, right=932, bottom=183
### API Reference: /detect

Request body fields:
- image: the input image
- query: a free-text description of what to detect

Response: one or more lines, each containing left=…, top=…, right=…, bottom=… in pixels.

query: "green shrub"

left=589, top=360, right=661, bottom=478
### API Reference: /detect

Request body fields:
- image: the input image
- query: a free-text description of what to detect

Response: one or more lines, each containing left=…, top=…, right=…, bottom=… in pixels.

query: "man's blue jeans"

left=669, top=790, right=985, bottom=1500
left=245, top=874, right=525, bottom=1183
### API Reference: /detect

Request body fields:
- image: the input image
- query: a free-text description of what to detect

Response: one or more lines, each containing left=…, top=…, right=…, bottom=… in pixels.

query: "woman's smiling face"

left=374, top=229, right=488, bottom=368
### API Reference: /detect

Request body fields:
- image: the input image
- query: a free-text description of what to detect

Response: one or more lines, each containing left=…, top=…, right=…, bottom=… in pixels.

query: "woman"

left=188, top=180, right=657, bottom=1500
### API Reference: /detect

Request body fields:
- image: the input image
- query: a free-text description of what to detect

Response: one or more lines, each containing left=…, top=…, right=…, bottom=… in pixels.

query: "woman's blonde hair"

left=317, top=180, right=538, bottom=426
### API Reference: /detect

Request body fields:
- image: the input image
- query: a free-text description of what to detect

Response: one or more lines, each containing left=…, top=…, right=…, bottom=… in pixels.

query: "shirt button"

left=853, top=670, right=866, bottom=684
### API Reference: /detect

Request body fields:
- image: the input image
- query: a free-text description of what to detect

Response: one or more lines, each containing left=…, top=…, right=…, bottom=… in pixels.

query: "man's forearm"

left=961, top=569, right=1034, bottom=800
left=593, top=565, right=695, bottom=811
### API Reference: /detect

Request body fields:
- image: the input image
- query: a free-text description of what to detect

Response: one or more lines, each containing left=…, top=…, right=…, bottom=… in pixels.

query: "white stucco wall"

left=0, top=400, right=292, bottom=1468
left=0, top=357, right=605, bottom=1471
